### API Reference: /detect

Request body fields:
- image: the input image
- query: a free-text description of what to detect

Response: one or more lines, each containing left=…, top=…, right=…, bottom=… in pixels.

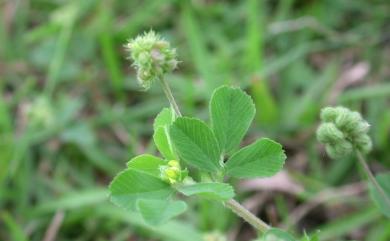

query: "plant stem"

left=225, top=199, right=270, bottom=233
left=158, top=77, right=271, bottom=233
left=356, top=150, right=390, bottom=207
left=158, top=76, right=182, bottom=117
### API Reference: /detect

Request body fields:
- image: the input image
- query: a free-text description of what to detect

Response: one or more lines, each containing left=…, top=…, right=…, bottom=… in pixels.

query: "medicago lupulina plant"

left=317, top=107, right=390, bottom=218
left=108, top=31, right=296, bottom=239
left=108, top=31, right=390, bottom=240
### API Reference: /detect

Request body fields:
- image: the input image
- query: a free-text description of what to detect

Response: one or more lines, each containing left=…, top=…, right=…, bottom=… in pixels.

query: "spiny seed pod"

left=125, top=30, right=178, bottom=89
left=317, top=106, right=372, bottom=159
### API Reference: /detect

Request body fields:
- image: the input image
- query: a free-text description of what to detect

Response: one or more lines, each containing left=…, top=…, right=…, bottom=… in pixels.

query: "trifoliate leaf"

left=369, top=172, right=390, bottom=218
left=109, top=169, right=173, bottom=211
left=170, top=117, right=221, bottom=172
left=177, top=183, right=235, bottom=200
left=225, top=138, right=286, bottom=178
left=126, top=154, right=166, bottom=177
left=210, top=86, right=255, bottom=154
left=153, top=108, right=178, bottom=160
left=137, top=199, right=187, bottom=225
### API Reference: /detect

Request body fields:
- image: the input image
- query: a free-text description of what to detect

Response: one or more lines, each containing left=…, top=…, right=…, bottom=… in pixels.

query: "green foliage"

left=314, top=206, right=379, bottom=240
left=5, top=1, right=390, bottom=240
left=210, top=86, right=255, bottom=154
left=154, top=128, right=177, bottom=159
left=225, top=138, right=286, bottom=178
left=109, top=84, right=286, bottom=225
left=126, top=154, right=166, bottom=177
left=154, top=107, right=176, bottom=129
left=137, top=199, right=187, bottom=225
left=1, top=212, right=29, bottom=241
left=259, top=228, right=296, bottom=241
left=177, top=183, right=235, bottom=200
left=170, top=117, right=222, bottom=172
left=369, top=172, right=390, bottom=218
left=299, top=232, right=319, bottom=241
left=109, top=169, right=173, bottom=211
left=153, top=108, right=178, bottom=160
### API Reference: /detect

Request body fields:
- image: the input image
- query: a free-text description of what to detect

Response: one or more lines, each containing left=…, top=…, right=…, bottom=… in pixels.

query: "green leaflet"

left=109, top=169, right=173, bottom=211
left=170, top=117, right=221, bottom=172
left=225, top=138, right=286, bottom=178
left=153, top=108, right=178, bottom=160
left=259, top=228, right=297, bottom=241
left=137, top=199, right=187, bottom=225
left=300, top=232, right=319, bottom=241
left=154, top=107, right=175, bottom=129
left=154, top=127, right=178, bottom=160
left=176, top=183, right=235, bottom=201
left=369, top=172, right=390, bottom=218
left=210, top=86, right=255, bottom=154
left=126, top=154, right=166, bottom=177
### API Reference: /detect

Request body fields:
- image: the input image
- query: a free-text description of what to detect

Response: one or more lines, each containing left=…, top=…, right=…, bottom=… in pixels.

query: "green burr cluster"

left=126, top=30, right=178, bottom=89
left=317, top=106, right=372, bottom=159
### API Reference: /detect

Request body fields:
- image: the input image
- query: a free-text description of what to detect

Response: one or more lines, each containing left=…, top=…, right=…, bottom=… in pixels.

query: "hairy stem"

left=356, top=150, right=390, bottom=207
left=158, top=77, right=271, bottom=233
left=158, top=77, right=182, bottom=117
left=224, top=199, right=270, bottom=233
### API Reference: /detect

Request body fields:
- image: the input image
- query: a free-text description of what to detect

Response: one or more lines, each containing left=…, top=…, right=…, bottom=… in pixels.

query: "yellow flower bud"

left=165, top=169, right=178, bottom=179
left=159, top=160, right=187, bottom=184
left=168, top=160, right=180, bottom=168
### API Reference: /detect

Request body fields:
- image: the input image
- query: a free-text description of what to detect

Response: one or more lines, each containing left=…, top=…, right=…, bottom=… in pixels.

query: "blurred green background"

left=1, top=0, right=390, bottom=240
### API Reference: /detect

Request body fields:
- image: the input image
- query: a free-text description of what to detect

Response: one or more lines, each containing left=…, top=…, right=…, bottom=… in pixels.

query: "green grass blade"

left=1, top=212, right=29, bottom=241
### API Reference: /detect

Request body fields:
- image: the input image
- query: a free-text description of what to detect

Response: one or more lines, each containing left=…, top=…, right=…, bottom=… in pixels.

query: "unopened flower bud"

left=159, top=160, right=187, bottom=184
left=168, top=160, right=180, bottom=168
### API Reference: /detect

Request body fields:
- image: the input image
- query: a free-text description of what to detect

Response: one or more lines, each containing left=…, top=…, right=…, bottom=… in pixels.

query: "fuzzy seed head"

left=126, top=30, right=178, bottom=89
left=320, top=106, right=343, bottom=122
left=316, top=123, right=344, bottom=145
left=317, top=106, right=372, bottom=158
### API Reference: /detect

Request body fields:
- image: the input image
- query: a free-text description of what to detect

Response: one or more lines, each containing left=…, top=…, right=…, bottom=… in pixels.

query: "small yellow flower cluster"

left=159, top=160, right=186, bottom=184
